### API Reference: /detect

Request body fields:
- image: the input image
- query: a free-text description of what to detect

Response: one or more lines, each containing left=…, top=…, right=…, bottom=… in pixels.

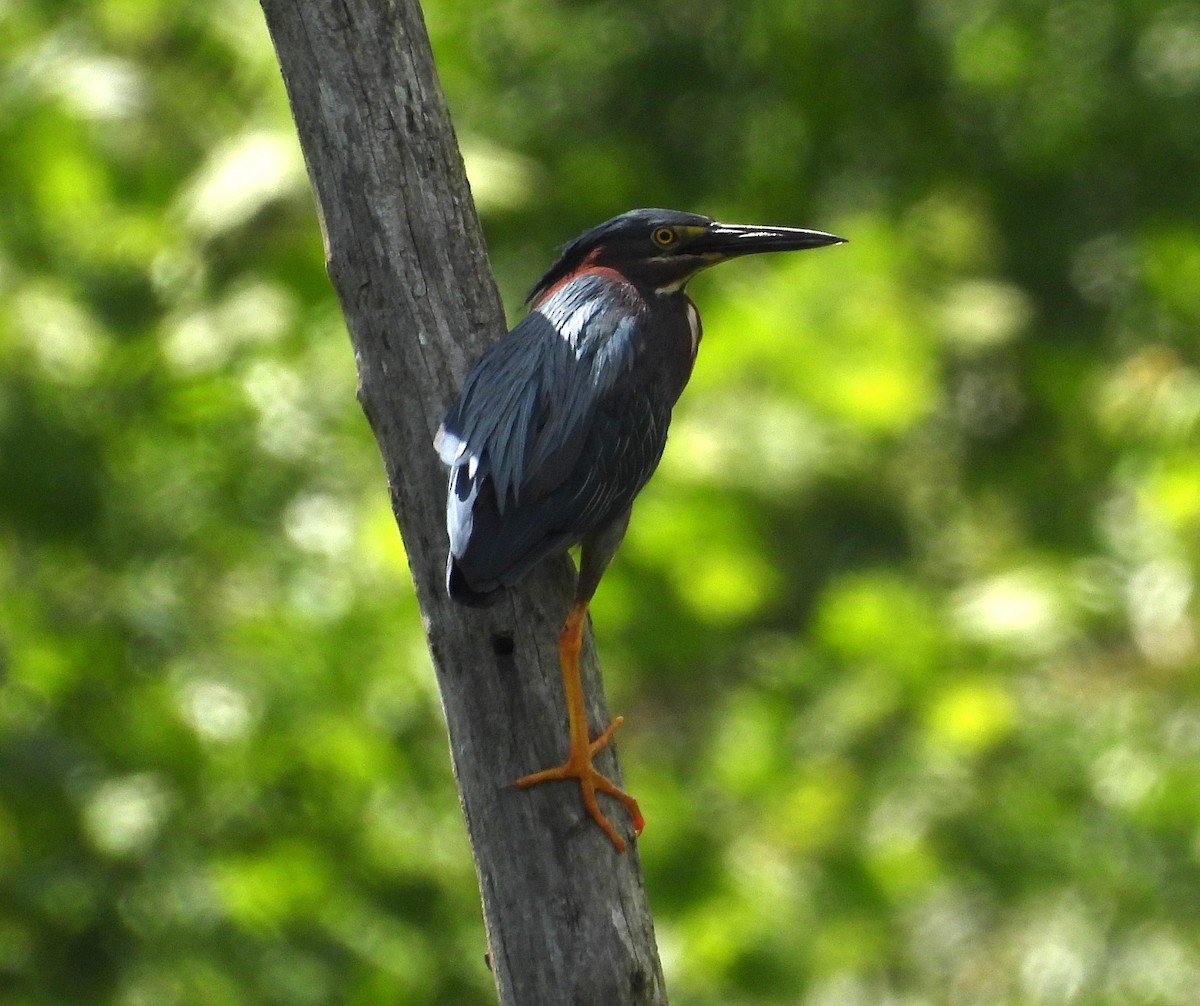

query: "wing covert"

left=436, top=271, right=661, bottom=601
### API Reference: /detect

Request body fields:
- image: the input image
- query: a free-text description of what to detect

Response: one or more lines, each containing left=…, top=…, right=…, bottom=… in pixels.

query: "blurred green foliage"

left=2, top=0, right=1199, bottom=1003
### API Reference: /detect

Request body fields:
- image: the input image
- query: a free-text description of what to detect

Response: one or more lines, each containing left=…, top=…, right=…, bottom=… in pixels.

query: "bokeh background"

left=3, top=1, right=1200, bottom=1003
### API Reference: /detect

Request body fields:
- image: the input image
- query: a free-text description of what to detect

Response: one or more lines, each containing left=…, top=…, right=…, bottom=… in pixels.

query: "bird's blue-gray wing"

left=436, top=275, right=662, bottom=603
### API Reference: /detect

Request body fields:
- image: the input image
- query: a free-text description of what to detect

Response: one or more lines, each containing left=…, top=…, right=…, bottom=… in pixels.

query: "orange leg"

left=515, top=600, right=644, bottom=851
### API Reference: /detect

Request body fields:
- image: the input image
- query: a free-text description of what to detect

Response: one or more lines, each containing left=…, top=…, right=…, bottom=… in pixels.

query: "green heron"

left=436, top=208, right=844, bottom=850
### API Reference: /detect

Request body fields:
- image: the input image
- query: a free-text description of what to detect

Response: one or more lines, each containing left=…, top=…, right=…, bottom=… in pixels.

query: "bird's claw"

left=516, top=717, right=644, bottom=852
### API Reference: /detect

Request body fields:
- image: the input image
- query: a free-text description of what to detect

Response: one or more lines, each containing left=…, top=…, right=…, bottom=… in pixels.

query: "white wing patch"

left=536, top=294, right=602, bottom=355
left=434, top=423, right=468, bottom=465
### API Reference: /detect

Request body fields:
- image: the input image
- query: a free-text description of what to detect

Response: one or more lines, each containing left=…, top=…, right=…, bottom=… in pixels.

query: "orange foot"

left=516, top=715, right=645, bottom=852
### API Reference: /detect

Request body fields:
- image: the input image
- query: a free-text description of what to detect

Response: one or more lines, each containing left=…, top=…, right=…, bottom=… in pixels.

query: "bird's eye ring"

left=652, top=227, right=677, bottom=247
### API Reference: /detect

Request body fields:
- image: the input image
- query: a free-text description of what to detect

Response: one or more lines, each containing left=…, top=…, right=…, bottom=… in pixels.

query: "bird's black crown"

left=526, top=209, right=715, bottom=303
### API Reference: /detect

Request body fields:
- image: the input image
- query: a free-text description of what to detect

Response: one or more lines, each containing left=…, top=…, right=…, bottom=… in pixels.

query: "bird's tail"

left=446, top=556, right=503, bottom=607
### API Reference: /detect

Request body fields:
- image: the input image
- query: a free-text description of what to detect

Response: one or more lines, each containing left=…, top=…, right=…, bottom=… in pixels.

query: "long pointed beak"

left=695, top=221, right=847, bottom=259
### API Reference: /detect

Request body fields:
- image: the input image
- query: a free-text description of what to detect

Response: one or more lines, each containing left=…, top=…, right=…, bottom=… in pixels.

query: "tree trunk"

left=258, top=2, right=668, bottom=1003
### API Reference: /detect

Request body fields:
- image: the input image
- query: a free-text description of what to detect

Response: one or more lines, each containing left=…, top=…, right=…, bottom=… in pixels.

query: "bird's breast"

left=684, top=296, right=702, bottom=359
left=632, top=294, right=700, bottom=409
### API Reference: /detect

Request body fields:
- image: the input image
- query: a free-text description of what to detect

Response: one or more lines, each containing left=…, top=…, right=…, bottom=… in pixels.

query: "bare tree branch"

left=258, top=1, right=668, bottom=1002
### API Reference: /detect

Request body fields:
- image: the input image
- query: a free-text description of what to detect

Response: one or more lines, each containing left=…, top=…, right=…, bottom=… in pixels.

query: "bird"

left=435, top=208, right=845, bottom=851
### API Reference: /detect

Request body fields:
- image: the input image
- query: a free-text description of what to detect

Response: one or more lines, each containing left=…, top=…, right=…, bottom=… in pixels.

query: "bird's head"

left=527, top=208, right=845, bottom=303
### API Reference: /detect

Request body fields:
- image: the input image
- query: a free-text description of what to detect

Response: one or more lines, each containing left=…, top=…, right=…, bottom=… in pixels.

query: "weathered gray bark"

left=258, top=2, right=668, bottom=1003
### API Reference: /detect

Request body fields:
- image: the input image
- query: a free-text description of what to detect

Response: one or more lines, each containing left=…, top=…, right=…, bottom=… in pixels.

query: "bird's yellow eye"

left=652, top=227, right=677, bottom=247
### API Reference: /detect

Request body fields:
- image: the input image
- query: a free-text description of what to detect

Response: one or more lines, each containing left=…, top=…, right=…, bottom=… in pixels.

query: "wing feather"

left=437, top=272, right=668, bottom=602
